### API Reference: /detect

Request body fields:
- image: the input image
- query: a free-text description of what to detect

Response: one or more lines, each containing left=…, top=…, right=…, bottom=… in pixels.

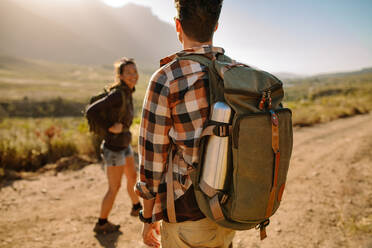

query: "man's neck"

left=182, top=39, right=213, bottom=50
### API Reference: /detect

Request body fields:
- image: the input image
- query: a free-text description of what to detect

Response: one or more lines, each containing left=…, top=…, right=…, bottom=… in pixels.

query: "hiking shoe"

left=93, top=221, right=120, bottom=234
left=130, top=204, right=143, bottom=217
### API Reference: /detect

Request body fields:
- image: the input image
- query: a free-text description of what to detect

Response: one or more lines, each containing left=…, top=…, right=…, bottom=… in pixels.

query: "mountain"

left=0, top=0, right=180, bottom=69
left=274, top=72, right=304, bottom=81
left=313, top=67, right=372, bottom=79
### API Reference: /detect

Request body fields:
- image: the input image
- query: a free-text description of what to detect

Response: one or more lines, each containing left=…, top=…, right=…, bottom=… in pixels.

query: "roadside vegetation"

left=0, top=117, right=140, bottom=180
left=284, top=68, right=372, bottom=126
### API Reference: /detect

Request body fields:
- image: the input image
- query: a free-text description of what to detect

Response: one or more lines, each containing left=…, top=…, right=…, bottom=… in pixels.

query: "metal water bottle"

left=201, top=102, right=232, bottom=192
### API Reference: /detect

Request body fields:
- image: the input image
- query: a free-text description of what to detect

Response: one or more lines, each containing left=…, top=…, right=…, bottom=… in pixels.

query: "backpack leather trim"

left=210, top=195, right=224, bottom=222
left=265, top=111, right=281, bottom=218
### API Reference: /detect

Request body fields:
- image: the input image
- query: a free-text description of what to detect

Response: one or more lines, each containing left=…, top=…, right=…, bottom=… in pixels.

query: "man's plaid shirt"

left=135, top=45, right=225, bottom=221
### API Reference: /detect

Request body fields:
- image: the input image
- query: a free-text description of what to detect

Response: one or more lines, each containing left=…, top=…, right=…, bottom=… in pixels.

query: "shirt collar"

left=160, top=45, right=225, bottom=67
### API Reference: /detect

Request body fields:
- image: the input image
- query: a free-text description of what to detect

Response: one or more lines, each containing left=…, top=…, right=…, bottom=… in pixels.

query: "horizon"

left=2, top=0, right=371, bottom=75
left=2, top=53, right=371, bottom=79
left=101, top=0, right=372, bottom=75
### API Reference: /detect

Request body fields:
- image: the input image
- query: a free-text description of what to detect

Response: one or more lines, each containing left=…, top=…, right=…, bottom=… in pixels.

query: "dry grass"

left=284, top=78, right=372, bottom=126
left=0, top=117, right=141, bottom=176
left=0, top=118, right=92, bottom=171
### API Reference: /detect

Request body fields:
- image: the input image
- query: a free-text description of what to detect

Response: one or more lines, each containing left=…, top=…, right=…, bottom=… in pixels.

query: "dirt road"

left=1, top=113, right=372, bottom=248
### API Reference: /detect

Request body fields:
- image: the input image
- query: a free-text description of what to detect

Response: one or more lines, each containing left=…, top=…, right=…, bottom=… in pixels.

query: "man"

left=136, top=0, right=235, bottom=247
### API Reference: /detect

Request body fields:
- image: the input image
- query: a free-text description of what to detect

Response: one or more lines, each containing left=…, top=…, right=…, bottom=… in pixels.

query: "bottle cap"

left=211, top=102, right=231, bottom=123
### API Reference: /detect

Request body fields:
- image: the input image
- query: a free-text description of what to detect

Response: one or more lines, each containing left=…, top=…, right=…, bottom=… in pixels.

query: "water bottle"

left=201, top=102, right=232, bottom=193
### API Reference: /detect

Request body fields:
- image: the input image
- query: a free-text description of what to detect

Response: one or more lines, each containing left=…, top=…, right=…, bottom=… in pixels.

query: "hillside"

left=0, top=0, right=180, bottom=69
left=284, top=67, right=372, bottom=86
left=313, top=67, right=372, bottom=79
left=0, top=55, right=151, bottom=117
left=0, top=55, right=151, bottom=98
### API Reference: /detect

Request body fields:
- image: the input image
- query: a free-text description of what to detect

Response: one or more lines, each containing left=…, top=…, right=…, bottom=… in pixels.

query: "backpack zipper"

left=258, top=91, right=267, bottom=110
left=267, top=89, right=272, bottom=110
left=224, top=84, right=283, bottom=98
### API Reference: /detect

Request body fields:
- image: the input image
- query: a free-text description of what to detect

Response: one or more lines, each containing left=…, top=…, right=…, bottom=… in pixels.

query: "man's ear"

left=175, top=18, right=184, bottom=44
left=175, top=18, right=182, bottom=33
left=215, top=22, right=219, bottom=32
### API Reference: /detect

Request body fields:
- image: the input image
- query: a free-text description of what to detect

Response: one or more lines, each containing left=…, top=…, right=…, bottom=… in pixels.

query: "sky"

left=101, top=0, right=372, bottom=75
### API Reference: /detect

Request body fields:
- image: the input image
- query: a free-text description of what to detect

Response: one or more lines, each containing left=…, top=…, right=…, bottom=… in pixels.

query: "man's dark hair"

left=175, top=0, right=223, bottom=43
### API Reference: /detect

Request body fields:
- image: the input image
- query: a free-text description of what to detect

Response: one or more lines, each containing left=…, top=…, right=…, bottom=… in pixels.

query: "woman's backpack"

left=172, top=54, right=293, bottom=240
left=85, top=85, right=128, bottom=139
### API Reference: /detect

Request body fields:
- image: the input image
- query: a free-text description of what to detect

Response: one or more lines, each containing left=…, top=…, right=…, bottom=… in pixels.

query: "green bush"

left=0, top=98, right=85, bottom=117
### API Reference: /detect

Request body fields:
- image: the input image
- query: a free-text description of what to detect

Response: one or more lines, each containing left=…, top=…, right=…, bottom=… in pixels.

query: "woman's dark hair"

left=175, top=0, right=223, bottom=42
left=110, top=57, right=136, bottom=89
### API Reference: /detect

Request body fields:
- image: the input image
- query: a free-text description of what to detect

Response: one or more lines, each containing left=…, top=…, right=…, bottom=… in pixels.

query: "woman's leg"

left=99, top=165, right=125, bottom=219
left=123, top=155, right=140, bottom=205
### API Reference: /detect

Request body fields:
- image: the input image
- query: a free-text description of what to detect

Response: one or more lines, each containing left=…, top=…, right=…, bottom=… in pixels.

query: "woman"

left=87, top=58, right=142, bottom=234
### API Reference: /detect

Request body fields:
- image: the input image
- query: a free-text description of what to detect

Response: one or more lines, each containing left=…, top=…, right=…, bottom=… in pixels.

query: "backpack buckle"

left=219, top=193, right=229, bottom=205
left=255, top=219, right=270, bottom=240
left=213, top=125, right=230, bottom=137
left=270, top=110, right=279, bottom=126
left=255, top=219, right=270, bottom=230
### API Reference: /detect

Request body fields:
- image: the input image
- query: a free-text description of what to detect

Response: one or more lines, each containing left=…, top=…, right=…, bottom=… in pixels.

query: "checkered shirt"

left=135, top=45, right=225, bottom=221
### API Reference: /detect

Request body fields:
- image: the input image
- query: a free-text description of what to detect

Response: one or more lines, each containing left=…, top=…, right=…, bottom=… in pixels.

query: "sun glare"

left=101, top=0, right=132, bottom=8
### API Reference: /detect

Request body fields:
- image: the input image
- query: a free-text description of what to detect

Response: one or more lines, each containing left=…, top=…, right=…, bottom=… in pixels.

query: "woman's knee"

left=108, top=182, right=121, bottom=193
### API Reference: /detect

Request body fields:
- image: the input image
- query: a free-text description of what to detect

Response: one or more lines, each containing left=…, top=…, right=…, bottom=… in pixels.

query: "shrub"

left=0, top=117, right=94, bottom=171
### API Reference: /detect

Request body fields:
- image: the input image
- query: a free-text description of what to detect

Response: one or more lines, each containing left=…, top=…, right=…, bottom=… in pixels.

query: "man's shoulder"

left=150, top=58, right=207, bottom=87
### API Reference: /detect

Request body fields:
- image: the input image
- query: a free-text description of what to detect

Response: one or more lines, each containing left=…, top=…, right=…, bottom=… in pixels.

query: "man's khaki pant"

left=161, top=218, right=235, bottom=248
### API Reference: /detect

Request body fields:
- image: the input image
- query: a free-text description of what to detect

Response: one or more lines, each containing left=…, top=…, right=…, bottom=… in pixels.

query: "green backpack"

left=174, top=54, right=293, bottom=240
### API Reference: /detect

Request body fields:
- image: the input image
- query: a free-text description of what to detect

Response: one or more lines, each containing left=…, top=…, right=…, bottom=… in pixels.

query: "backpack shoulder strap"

left=165, top=54, right=231, bottom=223
left=166, top=148, right=177, bottom=223
left=108, top=85, right=130, bottom=130
left=177, top=54, right=225, bottom=104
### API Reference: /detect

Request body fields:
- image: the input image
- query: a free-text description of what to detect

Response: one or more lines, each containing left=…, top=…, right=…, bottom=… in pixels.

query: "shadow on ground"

left=94, top=231, right=123, bottom=248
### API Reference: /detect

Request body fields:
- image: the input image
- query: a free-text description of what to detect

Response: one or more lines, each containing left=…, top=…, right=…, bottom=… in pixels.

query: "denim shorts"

left=100, top=144, right=133, bottom=167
